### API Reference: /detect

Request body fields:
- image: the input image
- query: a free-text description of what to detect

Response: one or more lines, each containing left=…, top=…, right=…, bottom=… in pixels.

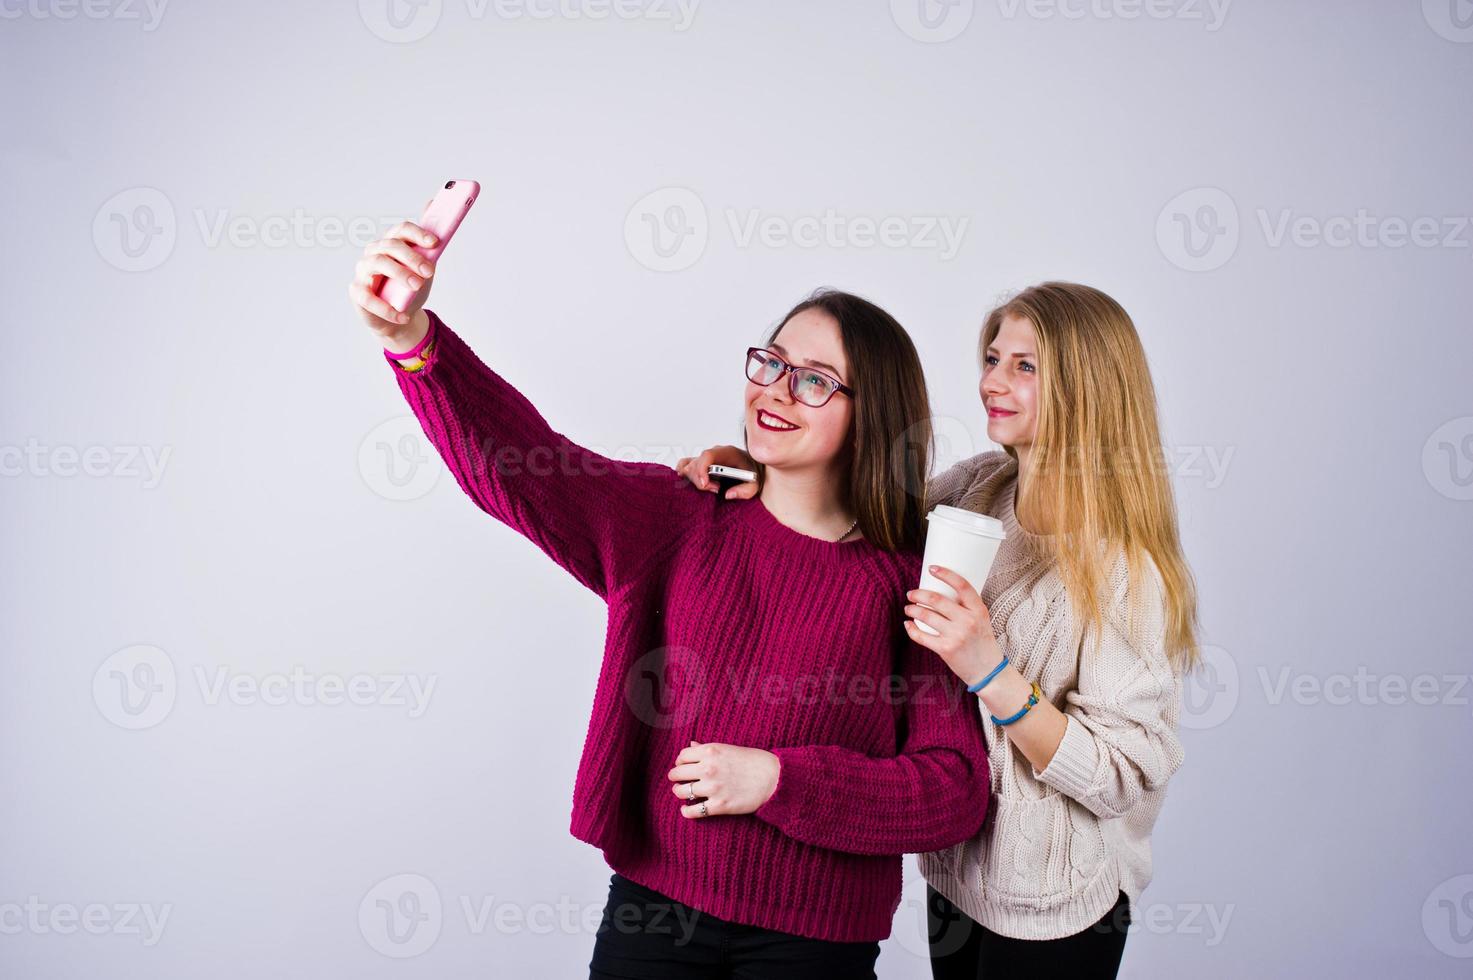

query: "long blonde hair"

left=980, top=282, right=1201, bottom=670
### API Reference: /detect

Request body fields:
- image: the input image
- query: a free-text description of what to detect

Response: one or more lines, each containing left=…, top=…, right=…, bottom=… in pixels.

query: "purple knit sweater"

left=385, top=309, right=991, bottom=942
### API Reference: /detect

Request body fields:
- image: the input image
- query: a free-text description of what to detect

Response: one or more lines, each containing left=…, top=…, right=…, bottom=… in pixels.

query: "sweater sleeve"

left=385, top=308, right=697, bottom=600
left=925, top=451, right=1007, bottom=509
left=752, top=640, right=991, bottom=856
left=1031, top=551, right=1186, bottom=820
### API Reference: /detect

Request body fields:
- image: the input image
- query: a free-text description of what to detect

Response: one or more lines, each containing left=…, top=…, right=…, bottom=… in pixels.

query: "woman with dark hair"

left=348, top=215, right=991, bottom=978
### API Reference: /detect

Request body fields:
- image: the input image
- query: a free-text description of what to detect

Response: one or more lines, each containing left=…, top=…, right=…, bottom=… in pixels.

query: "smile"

left=757, top=409, right=799, bottom=431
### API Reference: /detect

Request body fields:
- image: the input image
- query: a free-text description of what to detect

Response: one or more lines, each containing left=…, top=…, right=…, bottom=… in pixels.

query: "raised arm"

left=384, top=307, right=698, bottom=599
left=752, top=640, right=991, bottom=856
left=349, top=216, right=703, bottom=599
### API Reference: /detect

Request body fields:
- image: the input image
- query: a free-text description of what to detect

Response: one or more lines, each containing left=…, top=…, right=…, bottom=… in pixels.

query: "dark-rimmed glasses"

left=745, top=348, right=854, bottom=408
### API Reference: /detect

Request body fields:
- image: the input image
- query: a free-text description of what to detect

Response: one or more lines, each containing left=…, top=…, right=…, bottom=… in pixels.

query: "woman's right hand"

left=674, top=445, right=759, bottom=499
left=347, top=214, right=440, bottom=350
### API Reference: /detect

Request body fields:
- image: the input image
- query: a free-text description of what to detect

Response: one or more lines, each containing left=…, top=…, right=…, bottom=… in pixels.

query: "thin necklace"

left=835, top=517, right=859, bottom=542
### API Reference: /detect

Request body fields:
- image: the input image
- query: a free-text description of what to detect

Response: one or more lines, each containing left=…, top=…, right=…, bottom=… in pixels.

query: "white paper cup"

left=914, top=505, right=1007, bottom=636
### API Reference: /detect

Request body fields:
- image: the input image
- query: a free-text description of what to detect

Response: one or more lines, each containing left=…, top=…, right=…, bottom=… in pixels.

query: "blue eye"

left=985, top=354, right=1034, bottom=373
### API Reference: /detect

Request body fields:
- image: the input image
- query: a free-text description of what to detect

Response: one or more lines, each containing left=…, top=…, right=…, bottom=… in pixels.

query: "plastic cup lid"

left=926, top=505, right=1007, bottom=539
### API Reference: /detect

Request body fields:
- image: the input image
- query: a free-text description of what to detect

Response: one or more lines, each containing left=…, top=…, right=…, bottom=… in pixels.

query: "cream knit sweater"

left=917, top=450, right=1187, bottom=941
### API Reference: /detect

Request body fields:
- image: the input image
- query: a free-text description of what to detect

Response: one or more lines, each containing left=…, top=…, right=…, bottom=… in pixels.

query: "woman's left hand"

left=905, top=565, right=1006, bottom=689
left=667, top=741, right=780, bottom=818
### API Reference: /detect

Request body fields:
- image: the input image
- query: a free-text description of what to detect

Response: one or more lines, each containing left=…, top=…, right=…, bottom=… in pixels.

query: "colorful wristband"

left=967, top=655, right=1010, bottom=694
left=991, top=682, right=1043, bottom=727
left=395, top=339, right=435, bottom=372
left=383, top=310, right=437, bottom=361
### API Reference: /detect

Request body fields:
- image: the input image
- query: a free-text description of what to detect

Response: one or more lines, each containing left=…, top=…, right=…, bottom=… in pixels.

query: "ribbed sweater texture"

left=921, top=451, right=1186, bottom=940
left=385, top=309, right=991, bottom=942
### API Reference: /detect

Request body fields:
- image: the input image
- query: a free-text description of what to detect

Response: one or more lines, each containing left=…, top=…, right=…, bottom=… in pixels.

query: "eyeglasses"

left=745, top=348, right=854, bottom=408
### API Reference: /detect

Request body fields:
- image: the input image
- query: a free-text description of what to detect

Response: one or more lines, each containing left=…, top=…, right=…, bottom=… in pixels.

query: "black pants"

left=926, top=885, right=1131, bottom=979
left=588, top=872, right=881, bottom=979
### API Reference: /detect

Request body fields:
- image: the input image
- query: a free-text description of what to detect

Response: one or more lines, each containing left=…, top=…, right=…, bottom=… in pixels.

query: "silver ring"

left=699, top=801, right=708, bottom=817
left=686, top=782, right=697, bottom=800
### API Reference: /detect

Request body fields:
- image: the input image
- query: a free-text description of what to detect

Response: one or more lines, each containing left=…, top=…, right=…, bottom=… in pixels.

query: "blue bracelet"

left=991, top=682, right=1042, bottom=726
left=966, top=655, right=1010, bottom=694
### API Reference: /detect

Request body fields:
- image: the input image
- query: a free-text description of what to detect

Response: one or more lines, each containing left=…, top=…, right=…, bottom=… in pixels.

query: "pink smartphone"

left=377, top=179, right=480, bottom=313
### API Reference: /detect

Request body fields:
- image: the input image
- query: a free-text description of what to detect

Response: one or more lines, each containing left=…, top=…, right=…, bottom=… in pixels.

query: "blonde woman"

left=676, top=282, right=1198, bottom=977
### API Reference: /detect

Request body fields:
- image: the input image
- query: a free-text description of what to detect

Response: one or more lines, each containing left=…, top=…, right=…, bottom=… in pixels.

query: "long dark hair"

left=745, top=288, right=932, bottom=553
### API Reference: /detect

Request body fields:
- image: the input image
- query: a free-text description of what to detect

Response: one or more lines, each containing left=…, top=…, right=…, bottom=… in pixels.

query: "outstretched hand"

left=348, top=204, right=439, bottom=351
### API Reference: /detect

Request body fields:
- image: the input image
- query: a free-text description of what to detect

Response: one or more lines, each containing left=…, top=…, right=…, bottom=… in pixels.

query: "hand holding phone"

left=376, top=179, right=480, bottom=314
left=350, top=179, right=480, bottom=346
left=708, top=464, right=758, bottom=495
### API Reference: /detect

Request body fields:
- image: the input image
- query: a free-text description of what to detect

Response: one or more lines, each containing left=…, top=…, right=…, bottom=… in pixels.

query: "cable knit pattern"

left=918, top=451, right=1186, bottom=940
left=385, top=310, right=991, bottom=942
